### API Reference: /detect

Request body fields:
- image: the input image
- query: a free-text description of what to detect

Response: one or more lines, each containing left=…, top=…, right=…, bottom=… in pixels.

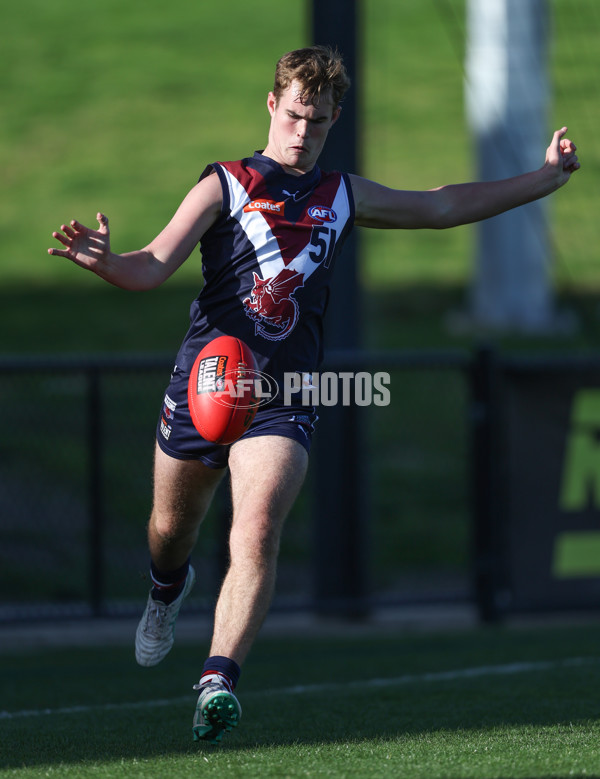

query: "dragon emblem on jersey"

left=243, top=268, right=305, bottom=341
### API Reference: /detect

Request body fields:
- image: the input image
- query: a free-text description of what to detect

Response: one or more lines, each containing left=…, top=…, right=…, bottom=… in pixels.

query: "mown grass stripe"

left=1, top=656, right=594, bottom=721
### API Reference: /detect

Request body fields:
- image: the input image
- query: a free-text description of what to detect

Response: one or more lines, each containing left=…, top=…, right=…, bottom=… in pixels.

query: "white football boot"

left=135, top=566, right=195, bottom=667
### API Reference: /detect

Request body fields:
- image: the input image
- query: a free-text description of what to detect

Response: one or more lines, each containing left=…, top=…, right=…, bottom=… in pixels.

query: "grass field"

left=2, top=0, right=600, bottom=616
left=2, top=620, right=600, bottom=777
left=2, top=0, right=600, bottom=355
left=2, top=5, right=600, bottom=775
left=2, top=0, right=599, bottom=594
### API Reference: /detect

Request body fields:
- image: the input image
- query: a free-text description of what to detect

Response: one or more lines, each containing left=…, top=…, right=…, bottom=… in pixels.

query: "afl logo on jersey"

left=308, top=205, right=337, bottom=224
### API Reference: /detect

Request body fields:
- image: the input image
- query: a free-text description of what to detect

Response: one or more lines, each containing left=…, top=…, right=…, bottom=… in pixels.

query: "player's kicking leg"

left=135, top=443, right=225, bottom=667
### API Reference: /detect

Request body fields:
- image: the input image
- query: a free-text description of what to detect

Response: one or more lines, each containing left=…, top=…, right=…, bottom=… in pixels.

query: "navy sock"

left=201, top=656, right=242, bottom=692
left=150, top=558, right=190, bottom=604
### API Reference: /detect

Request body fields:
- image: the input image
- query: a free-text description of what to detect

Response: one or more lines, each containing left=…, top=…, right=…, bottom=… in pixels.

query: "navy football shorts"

left=156, top=366, right=318, bottom=469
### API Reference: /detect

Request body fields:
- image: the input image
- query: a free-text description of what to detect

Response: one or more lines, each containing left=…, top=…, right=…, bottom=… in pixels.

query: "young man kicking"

left=49, top=45, right=580, bottom=743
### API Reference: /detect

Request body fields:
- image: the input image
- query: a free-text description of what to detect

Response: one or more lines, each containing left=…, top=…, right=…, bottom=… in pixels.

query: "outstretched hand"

left=545, top=127, right=580, bottom=187
left=48, top=212, right=111, bottom=271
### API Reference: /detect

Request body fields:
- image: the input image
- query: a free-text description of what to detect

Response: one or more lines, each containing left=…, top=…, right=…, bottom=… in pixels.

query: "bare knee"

left=150, top=509, right=195, bottom=544
left=153, top=442, right=224, bottom=499
left=148, top=444, right=225, bottom=560
left=226, top=437, right=308, bottom=567
left=228, top=515, right=282, bottom=567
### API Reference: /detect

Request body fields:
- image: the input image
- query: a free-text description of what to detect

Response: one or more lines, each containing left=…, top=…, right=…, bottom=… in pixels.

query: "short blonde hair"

left=273, top=45, right=351, bottom=108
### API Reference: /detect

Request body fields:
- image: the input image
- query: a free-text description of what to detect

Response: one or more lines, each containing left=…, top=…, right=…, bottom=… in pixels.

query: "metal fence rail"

left=0, top=350, right=473, bottom=623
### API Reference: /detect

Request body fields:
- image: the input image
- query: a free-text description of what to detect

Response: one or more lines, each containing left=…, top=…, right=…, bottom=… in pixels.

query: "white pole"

left=465, top=0, right=556, bottom=332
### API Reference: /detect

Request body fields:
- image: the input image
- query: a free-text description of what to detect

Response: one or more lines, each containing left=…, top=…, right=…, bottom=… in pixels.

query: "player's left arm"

left=351, top=127, right=580, bottom=230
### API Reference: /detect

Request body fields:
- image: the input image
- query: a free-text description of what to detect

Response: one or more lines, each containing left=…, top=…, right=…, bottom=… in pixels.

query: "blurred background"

left=1, top=0, right=599, bottom=623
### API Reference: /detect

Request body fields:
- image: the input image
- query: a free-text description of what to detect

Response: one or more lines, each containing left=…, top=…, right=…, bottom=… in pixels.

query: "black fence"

left=472, top=348, right=600, bottom=620
left=2, top=348, right=599, bottom=624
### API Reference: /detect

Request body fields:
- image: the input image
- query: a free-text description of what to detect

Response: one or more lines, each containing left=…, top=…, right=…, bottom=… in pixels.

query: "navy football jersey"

left=174, top=152, right=355, bottom=397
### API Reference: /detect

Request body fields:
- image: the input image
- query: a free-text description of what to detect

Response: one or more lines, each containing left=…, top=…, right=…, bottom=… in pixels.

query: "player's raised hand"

left=48, top=212, right=111, bottom=272
left=544, top=127, right=580, bottom=187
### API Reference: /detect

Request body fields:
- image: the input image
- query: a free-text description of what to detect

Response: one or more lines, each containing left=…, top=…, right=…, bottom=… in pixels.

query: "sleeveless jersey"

left=174, top=151, right=355, bottom=398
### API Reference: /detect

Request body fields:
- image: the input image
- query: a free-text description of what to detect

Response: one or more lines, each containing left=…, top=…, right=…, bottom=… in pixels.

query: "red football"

left=188, top=336, right=259, bottom=445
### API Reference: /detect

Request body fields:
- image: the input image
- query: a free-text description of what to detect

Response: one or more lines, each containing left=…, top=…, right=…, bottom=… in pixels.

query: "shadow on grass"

left=2, top=280, right=600, bottom=356
left=1, top=626, right=600, bottom=768
left=0, top=281, right=199, bottom=356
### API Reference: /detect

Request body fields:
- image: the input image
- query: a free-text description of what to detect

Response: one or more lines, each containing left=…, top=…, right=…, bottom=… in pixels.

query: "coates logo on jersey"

left=308, top=205, right=337, bottom=224
left=243, top=199, right=285, bottom=215
left=243, top=268, right=305, bottom=341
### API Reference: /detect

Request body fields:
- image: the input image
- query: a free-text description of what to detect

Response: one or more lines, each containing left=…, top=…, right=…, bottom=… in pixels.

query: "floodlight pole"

left=465, top=0, right=557, bottom=332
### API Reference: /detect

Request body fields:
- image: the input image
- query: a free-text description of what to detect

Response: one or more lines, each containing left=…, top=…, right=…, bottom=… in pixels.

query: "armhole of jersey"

left=341, top=171, right=356, bottom=225
left=199, top=163, right=229, bottom=217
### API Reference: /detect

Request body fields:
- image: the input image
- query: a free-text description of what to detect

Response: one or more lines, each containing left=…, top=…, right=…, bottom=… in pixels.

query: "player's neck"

left=261, top=146, right=315, bottom=177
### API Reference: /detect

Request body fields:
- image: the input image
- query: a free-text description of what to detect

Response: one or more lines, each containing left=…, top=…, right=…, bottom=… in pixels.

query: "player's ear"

left=267, top=91, right=277, bottom=117
left=331, top=105, right=342, bottom=125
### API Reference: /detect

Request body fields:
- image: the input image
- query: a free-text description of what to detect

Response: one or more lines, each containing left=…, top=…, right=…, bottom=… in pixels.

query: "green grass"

left=361, top=0, right=600, bottom=292
left=2, top=0, right=600, bottom=354
left=1, top=0, right=599, bottom=296
left=3, top=0, right=600, bottom=684
left=2, top=622, right=600, bottom=777
left=1, top=0, right=306, bottom=286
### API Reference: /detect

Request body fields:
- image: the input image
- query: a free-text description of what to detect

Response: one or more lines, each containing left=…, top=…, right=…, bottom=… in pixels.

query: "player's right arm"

left=48, top=171, right=223, bottom=291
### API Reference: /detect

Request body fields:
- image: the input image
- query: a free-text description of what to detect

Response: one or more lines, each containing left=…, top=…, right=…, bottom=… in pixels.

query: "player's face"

left=263, top=81, right=341, bottom=175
